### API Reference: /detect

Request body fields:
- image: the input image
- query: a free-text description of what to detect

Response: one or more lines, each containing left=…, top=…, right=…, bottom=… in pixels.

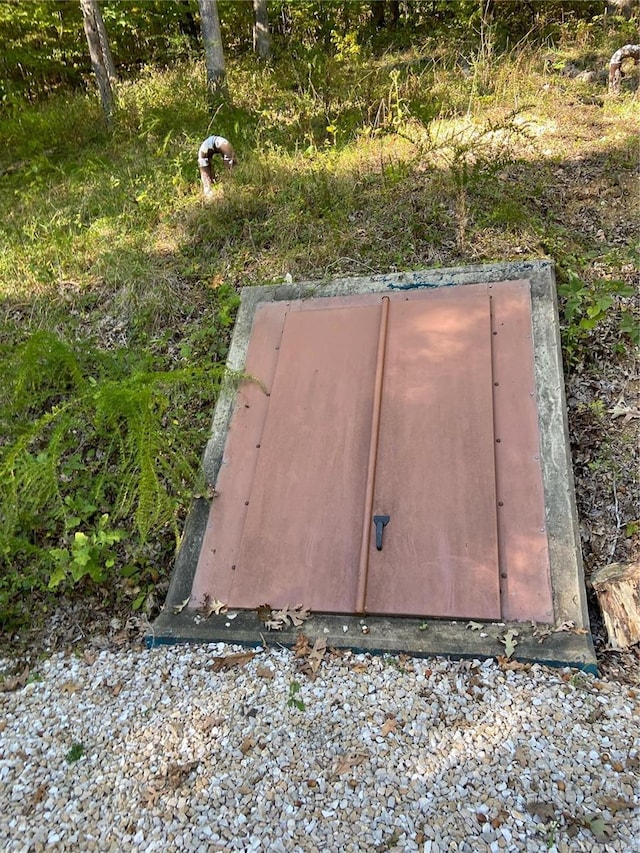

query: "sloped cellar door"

left=190, top=282, right=554, bottom=623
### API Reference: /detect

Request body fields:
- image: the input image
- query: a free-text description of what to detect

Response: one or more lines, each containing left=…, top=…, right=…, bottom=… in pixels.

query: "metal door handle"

left=373, top=515, right=390, bottom=550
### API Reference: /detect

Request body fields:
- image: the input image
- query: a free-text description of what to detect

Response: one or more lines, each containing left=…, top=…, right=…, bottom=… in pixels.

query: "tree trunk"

left=198, top=0, right=226, bottom=95
left=606, top=0, right=636, bottom=19
left=80, top=0, right=115, bottom=125
left=92, top=0, right=117, bottom=84
left=371, top=1, right=385, bottom=30
left=253, top=0, right=271, bottom=61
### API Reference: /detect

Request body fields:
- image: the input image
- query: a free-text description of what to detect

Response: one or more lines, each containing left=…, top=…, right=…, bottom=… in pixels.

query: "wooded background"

left=0, top=1, right=621, bottom=108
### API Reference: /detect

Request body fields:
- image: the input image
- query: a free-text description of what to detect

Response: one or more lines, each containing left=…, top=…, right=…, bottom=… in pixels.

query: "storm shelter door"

left=190, top=283, right=553, bottom=621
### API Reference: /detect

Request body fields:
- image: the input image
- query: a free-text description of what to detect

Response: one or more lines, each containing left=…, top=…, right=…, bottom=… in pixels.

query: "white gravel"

left=1, top=644, right=639, bottom=852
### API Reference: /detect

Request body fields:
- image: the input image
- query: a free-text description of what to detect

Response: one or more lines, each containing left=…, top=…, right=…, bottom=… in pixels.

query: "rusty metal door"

left=190, top=283, right=553, bottom=622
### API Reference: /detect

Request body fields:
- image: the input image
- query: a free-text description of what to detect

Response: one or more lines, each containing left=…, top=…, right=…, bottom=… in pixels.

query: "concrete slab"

left=148, top=260, right=596, bottom=672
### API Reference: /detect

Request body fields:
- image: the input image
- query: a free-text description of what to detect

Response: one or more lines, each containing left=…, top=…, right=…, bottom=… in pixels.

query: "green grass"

left=1, top=26, right=638, bottom=640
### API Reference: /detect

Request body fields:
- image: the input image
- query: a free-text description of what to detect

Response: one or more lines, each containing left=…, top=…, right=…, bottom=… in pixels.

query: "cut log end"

left=591, top=560, right=640, bottom=649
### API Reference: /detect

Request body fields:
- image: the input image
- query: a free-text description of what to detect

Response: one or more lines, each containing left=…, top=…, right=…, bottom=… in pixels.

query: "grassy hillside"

left=1, top=24, right=638, bottom=658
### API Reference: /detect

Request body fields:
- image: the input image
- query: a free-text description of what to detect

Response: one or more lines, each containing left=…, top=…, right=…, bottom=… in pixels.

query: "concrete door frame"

left=149, top=260, right=596, bottom=672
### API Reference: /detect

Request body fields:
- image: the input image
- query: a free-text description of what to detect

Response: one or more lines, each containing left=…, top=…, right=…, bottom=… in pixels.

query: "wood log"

left=591, top=560, right=640, bottom=649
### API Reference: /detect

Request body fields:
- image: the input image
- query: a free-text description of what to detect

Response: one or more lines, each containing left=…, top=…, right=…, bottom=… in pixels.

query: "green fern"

left=6, top=330, right=86, bottom=419
left=0, top=331, right=226, bottom=590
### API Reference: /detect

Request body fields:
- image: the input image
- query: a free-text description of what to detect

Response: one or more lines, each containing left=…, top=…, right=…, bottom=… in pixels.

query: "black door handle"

left=373, top=515, right=390, bottom=550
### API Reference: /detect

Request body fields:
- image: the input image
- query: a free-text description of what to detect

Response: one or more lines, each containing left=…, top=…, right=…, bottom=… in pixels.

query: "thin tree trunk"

left=253, top=0, right=271, bottom=61
left=92, top=0, right=117, bottom=84
left=198, top=0, right=226, bottom=95
left=371, top=1, right=385, bottom=30
left=80, top=0, right=114, bottom=124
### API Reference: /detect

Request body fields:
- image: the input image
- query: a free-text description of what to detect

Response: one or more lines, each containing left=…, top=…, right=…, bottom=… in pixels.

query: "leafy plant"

left=287, top=680, right=306, bottom=711
left=557, top=270, right=638, bottom=362
left=48, top=514, right=124, bottom=589
left=65, top=742, right=85, bottom=763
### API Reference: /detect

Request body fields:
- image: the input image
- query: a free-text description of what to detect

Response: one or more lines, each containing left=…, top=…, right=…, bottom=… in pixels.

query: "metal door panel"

left=229, top=304, right=381, bottom=611
left=364, top=287, right=502, bottom=618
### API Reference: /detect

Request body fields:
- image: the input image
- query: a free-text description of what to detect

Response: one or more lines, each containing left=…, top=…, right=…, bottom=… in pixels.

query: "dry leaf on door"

left=499, top=628, right=519, bottom=659
left=200, top=596, right=228, bottom=618
left=264, top=604, right=310, bottom=630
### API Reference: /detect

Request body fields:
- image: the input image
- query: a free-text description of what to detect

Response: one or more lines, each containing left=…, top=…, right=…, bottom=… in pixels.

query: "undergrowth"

left=0, top=17, right=638, bottom=639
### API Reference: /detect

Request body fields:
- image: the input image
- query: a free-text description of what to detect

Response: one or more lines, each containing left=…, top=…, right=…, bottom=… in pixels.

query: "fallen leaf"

left=264, top=604, right=310, bottom=630
left=141, top=784, right=163, bottom=807
left=599, top=796, right=634, bottom=813
left=551, top=620, right=586, bottom=635
left=0, top=666, right=30, bottom=692
left=582, top=814, right=612, bottom=842
left=330, top=751, right=368, bottom=778
left=293, top=634, right=311, bottom=658
left=305, top=638, right=327, bottom=674
left=141, top=761, right=199, bottom=806
left=172, top=597, right=191, bottom=614
left=526, top=801, right=556, bottom=821
left=609, top=399, right=640, bottom=421
left=533, top=624, right=553, bottom=643
left=351, top=663, right=368, bottom=673
left=255, top=603, right=272, bottom=621
left=626, top=754, right=640, bottom=771
left=497, top=655, right=529, bottom=671
left=514, top=746, right=529, bottom=764
left=499, top=628, right=519, bottom=659
left=381, top=716, right=397, bottom=736
left=200, top=596, right=227, bottom=617
left=256, top=665, right=275, bottom=680
left=83, top=650, right=97, bottom=665
left=211, top=651, right=256, bottom=672
left=201, top=715, right=224, bottom=732
left=466, top=621, right=484, bottom=631
left=60, top=681, right=80, bottom=693
left=110, top=682, right=123, bottom=697
left=24, top=782, right=48, bottom=815
left=166, top=761, right=199, bottom=789
left=240, top=736, right=255, bottom=755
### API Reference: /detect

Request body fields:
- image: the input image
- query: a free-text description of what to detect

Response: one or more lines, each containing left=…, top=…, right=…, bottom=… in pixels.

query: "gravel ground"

left=1, top=643, right=639, bottom=853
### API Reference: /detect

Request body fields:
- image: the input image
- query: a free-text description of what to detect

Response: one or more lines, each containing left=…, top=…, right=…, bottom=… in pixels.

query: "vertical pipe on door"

left=356, top=295, right=391, bottom=612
